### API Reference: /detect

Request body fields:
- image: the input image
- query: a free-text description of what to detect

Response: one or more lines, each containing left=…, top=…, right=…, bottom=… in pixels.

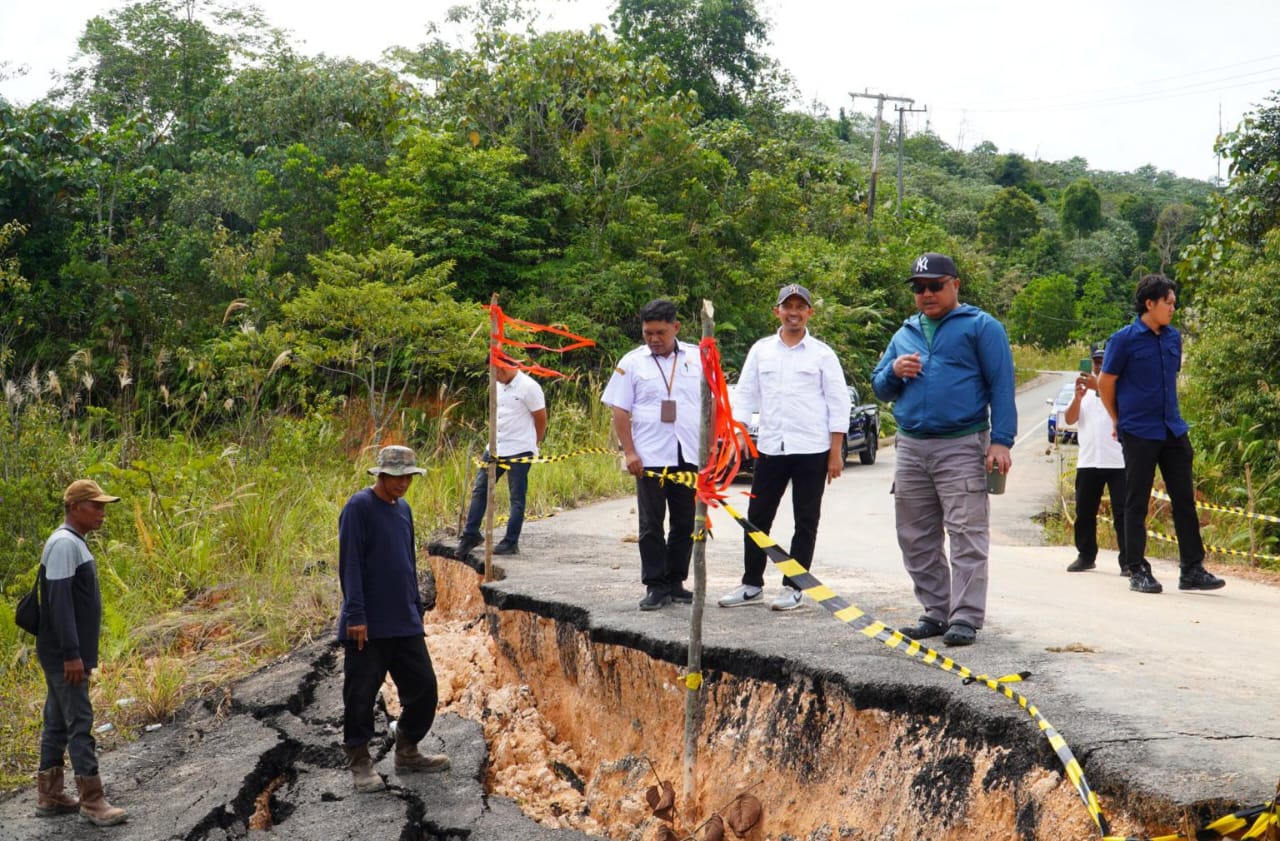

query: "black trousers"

left=342, top=635, right=439, bottom=748
left=742, top=450, right=830, bottom=589
left=635, top=460, right=697, bottom=594
left=1118, top=432, right=1204, bottom=572
left=1074, top=466, right=1127, bottom=570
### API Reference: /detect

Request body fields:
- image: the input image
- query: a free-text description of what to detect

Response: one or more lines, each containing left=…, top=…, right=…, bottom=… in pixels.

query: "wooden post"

left=683, top=299, right=714, bottom=817
left=485, top=293, right=500, bottom=582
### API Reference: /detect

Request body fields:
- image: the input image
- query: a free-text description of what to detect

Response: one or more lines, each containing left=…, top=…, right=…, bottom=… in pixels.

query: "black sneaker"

left=638, top=590, right=672, bottom=611
left=669, top=587, right=694, bottom=604
left=1179, top=566, right=1226, bottom=591
left=900, top=616, right=947, bottom=640
left=493, top=542, right=519, bottom=555
left=1129, top=569, right=1163, bottom=594
left=1066, top=556, right=1096, bottom=572
left=455, top=535, right=480, bottom=558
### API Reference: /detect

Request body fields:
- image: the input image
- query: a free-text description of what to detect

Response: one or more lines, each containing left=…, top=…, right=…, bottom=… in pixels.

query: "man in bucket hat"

left=718, top=283, right=850, bottom=612
left=872, top=253, right=1017, bottom=647
left=35, top=479, right=128, bottom=825
left=337, top=445, right=449, bottom=793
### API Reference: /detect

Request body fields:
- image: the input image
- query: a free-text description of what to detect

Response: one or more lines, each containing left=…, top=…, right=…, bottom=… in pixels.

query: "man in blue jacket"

left=872, top=253, right=1017, bottom=647
left=338, top=445, right=450, bottom=793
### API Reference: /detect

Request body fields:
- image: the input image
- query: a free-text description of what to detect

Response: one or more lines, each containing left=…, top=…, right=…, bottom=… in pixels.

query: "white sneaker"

left=717, top=585, right=763, bottom=607
left=770, top=586, right=803, bottom=611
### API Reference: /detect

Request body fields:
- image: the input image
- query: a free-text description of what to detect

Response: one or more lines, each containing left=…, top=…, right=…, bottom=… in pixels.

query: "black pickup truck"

left=842, top=385, right=880, bottom=465
left=729, top=384, right=881, bottom=475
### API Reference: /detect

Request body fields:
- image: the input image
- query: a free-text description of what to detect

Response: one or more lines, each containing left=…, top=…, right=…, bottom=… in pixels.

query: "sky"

left=4, top=0, right=1280, bottom=183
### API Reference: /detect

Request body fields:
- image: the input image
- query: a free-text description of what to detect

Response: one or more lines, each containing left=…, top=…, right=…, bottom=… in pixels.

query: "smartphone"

left=1078, top=359, right=1092, bottom=373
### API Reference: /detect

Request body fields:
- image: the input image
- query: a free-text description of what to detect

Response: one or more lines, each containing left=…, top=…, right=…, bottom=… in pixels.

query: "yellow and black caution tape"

left=1099, top=515, right=1280, bottom=564
left=476, top=447, right=622, bottom=467
left=630, top=466, right=1272, bottom=841
left=1150, top=489, right=1280, bottom=525
left=713, top=497, right=1114, bottom=840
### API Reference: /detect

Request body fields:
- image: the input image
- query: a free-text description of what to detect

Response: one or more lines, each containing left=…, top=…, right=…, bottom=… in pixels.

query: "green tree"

left=1006, top=273, right=1077, bottom=347
left=978, top=187, right=1041, bottom=254
left=275, top=246, right=483, bottom=446
left=610, top=0, right=785, bottom=121
left=1117, top=192, right=1159, bottom=252
left=1060, top=178, right=1103, bottom=238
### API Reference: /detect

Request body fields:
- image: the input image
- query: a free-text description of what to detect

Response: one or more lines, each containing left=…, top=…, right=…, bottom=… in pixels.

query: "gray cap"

left=776, top=284, right=812, bottom=306
left=367, top=445, right=427, bottom=476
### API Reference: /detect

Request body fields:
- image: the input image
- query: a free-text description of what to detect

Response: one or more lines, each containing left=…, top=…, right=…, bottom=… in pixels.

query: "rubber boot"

left=344, top=744, right=386, bottom=793
left=393, top=731, right=450, bottom=773
left=35, top=767, right=79, bottom=816
left=74, top=775, right=128, bottom=826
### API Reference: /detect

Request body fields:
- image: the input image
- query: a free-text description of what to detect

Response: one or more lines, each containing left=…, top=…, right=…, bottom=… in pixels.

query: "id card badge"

left=660, top=399, right=677, bottom=423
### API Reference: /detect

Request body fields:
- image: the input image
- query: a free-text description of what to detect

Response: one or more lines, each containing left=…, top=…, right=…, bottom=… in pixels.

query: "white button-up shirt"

left=602, top=341, right=703, bottom=466
left=733, top=330, right=850, bottom=456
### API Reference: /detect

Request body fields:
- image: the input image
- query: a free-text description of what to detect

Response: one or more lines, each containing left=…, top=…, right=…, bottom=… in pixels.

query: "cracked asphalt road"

left=0, top=642, right=596, bottom=841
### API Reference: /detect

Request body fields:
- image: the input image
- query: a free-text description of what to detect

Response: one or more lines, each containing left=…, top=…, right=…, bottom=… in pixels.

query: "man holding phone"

left=871, top=252, right=1016, bottom=646
left=1064, top=343, right=1128, bottom=574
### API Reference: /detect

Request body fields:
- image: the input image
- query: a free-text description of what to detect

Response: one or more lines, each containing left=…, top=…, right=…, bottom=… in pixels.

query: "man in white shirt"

left=1064, top=343, right=1128, bottom=574
left=456, top=365, right=548, bottom=557
left=718, top=284, right=851, bottom=611
left=602, top=299, right=704, bottom=611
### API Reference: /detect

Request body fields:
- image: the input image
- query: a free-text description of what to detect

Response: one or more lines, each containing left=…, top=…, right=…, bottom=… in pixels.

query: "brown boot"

left=393, top=731, right=450, bottom=774
left=35, top=767, right=79, bottom=816
left=344, top=744, right=386, bottom=793
left=74, top=775, right=127, bottom=826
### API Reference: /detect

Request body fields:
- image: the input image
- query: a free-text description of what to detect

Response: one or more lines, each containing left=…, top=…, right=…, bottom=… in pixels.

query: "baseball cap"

left=1090, top=342, right=1106, bottom=359
left=63, top=479, right=121, bottom=504
left=907, top=253, right=960, bottom=281
left=776, top=284, right=812, bottom=306
left=367, top=445, right=428, bottom=476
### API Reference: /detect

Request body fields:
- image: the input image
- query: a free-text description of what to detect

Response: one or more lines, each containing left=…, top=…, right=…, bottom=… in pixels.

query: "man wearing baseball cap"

left=718, top=283, right=850, bottom=611
left=1063, top=342, right=1128, bottom=574
left=35, top=479, right=128, bottom=825
left=871, top=253, right=1017, bottom=647
left=337, top=445, right=449, bottom=793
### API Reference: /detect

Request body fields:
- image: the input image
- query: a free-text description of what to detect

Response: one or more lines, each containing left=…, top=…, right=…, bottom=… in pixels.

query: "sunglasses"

left=910, top=279, right=951, bottom=294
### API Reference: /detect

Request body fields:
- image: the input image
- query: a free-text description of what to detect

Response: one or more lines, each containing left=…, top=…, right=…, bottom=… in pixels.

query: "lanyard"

left=652, top=348, right=678, bottom=398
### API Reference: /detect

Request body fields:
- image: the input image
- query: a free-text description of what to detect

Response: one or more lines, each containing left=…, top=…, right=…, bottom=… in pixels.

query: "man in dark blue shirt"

left=1098, top=274, right=1226, bottom=595
left=338, top=445, right=450, bottom=792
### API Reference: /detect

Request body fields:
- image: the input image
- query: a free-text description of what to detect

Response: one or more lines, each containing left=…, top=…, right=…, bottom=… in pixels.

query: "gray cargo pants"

left=893, top=431, right=991, bottom=629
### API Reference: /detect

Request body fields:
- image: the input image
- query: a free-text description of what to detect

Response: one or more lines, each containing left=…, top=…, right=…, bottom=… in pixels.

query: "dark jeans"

left=40, top=665, right=97, bottom=775
left=635, top=460, right=697, bottom=594
left=342, top=636, right=439, bottom=748
left=743, top=450, right=830, bottom=589
left=1118, top=432, right=1204, bottom=572
left=462, top=451, right=532, bottom=546
left=1074, top=466, right=1127, bottom=570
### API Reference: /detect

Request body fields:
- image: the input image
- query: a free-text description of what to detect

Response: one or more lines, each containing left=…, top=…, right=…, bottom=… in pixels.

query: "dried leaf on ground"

left=704, top=813, right=725, bottom=841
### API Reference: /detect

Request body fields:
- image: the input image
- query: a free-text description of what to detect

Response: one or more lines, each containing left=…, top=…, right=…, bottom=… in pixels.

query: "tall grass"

left=0, top=381, right=630, bottom=788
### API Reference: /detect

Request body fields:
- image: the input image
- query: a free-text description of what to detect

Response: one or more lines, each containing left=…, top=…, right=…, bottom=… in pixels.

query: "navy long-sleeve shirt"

left=36, top=526, right=102, bottom=670
left=336, top=487, right=425, bottom=641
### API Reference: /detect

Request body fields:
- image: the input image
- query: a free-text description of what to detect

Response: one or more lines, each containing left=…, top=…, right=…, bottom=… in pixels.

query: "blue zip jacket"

left=871, top=304, right=1017, bottom=447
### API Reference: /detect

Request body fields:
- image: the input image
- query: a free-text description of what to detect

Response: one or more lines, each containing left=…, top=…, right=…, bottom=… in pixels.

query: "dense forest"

left=3, top=0, right=1280, bottom=783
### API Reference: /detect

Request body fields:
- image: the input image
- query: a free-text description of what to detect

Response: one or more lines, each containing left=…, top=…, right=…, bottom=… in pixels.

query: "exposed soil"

left=418, top=557, right=1144, bottom=841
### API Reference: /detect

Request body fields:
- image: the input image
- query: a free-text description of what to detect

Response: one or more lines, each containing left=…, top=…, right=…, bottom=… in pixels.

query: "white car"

left=1047, top=383, right=1078, bottom=443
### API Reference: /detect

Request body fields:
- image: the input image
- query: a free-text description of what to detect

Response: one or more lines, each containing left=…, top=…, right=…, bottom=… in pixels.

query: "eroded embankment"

left=428, top=556, right=1154, bottom=841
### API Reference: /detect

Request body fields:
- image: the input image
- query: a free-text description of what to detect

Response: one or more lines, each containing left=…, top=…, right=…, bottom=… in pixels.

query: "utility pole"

left=895, top=104, right=927, bottom=215
left=851, top=90, right=914, bottom=226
